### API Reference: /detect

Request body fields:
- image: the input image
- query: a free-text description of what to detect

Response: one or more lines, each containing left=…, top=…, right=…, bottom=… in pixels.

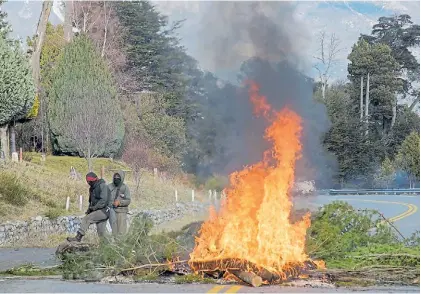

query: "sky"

left=1, top=0, right=420, bottom=84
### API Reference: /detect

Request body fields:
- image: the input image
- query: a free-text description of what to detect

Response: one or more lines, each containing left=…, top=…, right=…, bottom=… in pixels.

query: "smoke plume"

left=196, top=1, right=310, bottom=72
left=194, top=1, right=337, bottom=187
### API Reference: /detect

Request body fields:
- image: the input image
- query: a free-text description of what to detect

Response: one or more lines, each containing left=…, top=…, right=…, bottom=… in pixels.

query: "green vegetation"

left=61, top=214, right=184, bottom=280
left=0, top=172, right=31, bottom=206
left=396, top=132, right=420, bottom=184
left=0, top=18, right=35, bottom=126
left=307, top=201, right=420, bottom=270
left=0, top=264, right=61, bottom=276
left=0, top=0, right=417, bottom=189
left=203, top=175, right=229, bottom=192
left=0, top=154, right=200, bottom=224
left=48, top=35, right=124, bottom=168
left=174, top=274, right=215, bottom=284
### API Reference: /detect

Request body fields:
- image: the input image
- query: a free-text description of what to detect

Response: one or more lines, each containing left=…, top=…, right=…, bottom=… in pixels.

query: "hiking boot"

left=67, top=232, right=83, bottom=242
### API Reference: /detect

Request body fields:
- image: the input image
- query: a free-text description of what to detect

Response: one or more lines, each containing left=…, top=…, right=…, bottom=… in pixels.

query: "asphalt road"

left=0, top=248, right=57, bottom=271
left=311, top=194, right=420, bottom=237
left=0, top=278, right=419, bottom=293
left=0, top=193, right=419, bottom=293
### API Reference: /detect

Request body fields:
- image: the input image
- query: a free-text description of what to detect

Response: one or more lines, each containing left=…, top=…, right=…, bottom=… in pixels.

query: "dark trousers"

left=78, top=209, right=109, bottom=237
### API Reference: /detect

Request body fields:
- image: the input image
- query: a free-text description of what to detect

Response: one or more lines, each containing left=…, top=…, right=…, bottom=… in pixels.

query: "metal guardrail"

left=328, top=188, right=420, bottom=195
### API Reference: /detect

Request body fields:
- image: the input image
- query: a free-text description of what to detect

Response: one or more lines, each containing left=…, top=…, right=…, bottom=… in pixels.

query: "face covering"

left=113, top=177, right=121, bottom=186
left=87, top=181, right=95, bottom=187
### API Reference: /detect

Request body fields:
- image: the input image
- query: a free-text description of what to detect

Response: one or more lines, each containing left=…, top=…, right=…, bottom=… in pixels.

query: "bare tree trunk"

left=64, top=0, right=74, bottom=42
left=360, top=75, right=364, bottom=120
left=365, top=72, right=370, bottom=136
left=101, top=1, right=109, bottom=58
left=409, top=96, right=419, bottom=112
left=40, top=96, right=44, bottom=153
left=87, top=148, right=93, bottom=172
left=31, top=0, right=52, bottom=156
left=31, top=0, right=53, bottom=89
left=391, top=97, right=397, bottom=128
left=10, top=123, right=16, bottom=154
left=0, top=125, right=9, bottom=160
left=321, top=81, right=326, bottom=101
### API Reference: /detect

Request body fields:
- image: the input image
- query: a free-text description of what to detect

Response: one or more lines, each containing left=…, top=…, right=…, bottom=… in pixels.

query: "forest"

left=0, top=0, right=419, bottom=189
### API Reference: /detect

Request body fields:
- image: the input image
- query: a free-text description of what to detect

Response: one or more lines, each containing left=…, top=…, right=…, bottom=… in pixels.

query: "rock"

left=0, top=201, right=210, bottom=246
left=84, top=270, right=104, bottom=282
left=101, top=275, right=133, bottom=284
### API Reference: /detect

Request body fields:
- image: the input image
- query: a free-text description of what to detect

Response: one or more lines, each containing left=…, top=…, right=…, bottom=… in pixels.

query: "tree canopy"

left=0, top=36, right=35, bottom=125
left=48, top=35, right=124, bottom=167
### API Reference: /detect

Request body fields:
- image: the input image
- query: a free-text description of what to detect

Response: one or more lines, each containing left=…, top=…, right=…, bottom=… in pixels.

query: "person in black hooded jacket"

left=67, top=172, right=112, bottom=242
left=108, top=170, right=131, bottom=237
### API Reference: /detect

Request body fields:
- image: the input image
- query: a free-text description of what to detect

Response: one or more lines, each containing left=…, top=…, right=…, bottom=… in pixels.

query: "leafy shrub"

left=45, top=207, right=66, bottom=219
left=306, top=201, right=420, bottom=269
left=22, top=152, right=33, bottom=162
left=61, top=214, right=183, bottom=279
left=307, top=201, right=398, bottom=259
left=204, top=175, right=229, bottom=192
left=0, top=172, right=29, bottom=206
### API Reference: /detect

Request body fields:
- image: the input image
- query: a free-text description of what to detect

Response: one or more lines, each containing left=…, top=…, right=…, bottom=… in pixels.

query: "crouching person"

left=67, top=172, right=112, bottom=242
left=108, top=170, right=131, bottom=237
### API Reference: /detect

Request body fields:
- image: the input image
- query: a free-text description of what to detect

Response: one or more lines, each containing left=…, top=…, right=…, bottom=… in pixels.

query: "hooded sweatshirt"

left=89, top=178, right=112, bottom=211
left=108, top=170, right=131, bottom=213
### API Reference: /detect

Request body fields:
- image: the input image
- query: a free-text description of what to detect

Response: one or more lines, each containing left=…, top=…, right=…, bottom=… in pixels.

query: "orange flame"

left=189, top=81, right=318, bottom=276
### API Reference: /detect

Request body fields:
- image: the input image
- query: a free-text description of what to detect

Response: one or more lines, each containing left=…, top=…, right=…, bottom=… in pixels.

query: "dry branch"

left=189, top=258, right=318, bottom=283
left=119, top=259, right=188, bottom=275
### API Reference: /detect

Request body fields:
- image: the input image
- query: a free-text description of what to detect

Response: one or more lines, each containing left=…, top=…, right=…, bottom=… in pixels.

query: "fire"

left=189, top=81, right=323, bottom=279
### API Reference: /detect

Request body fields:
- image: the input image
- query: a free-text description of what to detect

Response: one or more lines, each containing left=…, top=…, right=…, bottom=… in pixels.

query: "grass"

left=0, top=263, right=61, bottom=276
left=174, top=274, right=215, bottom=284
left=0, top=153, right=205, bottom=224
left=134, top=272, right=160, bottom=282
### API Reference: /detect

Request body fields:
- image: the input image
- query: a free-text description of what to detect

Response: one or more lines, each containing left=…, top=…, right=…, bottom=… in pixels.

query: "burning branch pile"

left=188, top=81, right=325, bottom=286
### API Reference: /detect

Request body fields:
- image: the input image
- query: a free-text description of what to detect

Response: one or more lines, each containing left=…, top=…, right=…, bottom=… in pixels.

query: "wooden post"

left=100, top=165, right=105, bottom=179
left=175, top=190, right=178, bottom=202
left=192, top=189, right=195, bottom=202
left=153, top=168, right=158, bottom=178
left=65, top=196, right=70, bottom=211
left=208, top=190, right=212, bottom=202
left=19, top=148, right=22, bottom=162
left=78, top=195, right=83, bottom=211
left=213, top=190, right=217, bottom=201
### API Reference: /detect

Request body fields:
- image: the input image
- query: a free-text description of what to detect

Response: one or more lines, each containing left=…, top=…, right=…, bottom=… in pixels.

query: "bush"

left=48, top=35, right=124, bottom=158
left=0, top=172, right=29, bottom=206
left=204, top=175, right=229, bottom=192
left=306, top=201, right=419, bottom=269
left=61, top=214, right=184, bottom=279
left=45, top=207, right=66, bottom=219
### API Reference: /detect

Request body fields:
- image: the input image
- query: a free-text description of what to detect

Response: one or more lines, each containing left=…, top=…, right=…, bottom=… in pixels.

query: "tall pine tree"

left=48, top=35, right=124, bottom=169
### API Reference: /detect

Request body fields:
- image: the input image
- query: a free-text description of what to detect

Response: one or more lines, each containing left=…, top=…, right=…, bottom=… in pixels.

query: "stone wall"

left=0, top=202, right=208, bottom=246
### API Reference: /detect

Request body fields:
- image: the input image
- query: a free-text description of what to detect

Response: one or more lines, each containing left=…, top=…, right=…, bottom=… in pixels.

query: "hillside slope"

left=0, top=153, right=203, bottom=223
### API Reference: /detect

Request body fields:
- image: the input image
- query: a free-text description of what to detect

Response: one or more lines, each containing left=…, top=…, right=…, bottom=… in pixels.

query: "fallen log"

left=55, top=241, right=94, bottom=260
left=189, top=258, right=317, bottom=283
left=229, top=270, right=263, bottom=287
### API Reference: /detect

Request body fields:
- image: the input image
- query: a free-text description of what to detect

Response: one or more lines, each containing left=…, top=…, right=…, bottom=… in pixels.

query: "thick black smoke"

left=193, top=2, right=337, bottom=187
left=196, top=1, right=309, bottom=72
